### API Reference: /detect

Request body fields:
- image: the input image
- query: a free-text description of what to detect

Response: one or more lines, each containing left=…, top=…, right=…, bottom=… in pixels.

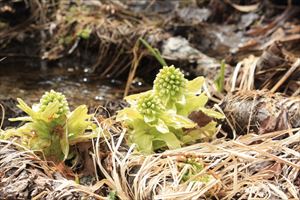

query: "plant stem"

left=139, top=37, right=167, bottom=67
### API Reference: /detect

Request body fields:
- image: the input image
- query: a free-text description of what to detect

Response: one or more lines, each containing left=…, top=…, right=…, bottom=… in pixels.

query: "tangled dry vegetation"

left=115, top=130, right=300, bottom=200
left=0, top=0, right=300, bottom=200
left=0, top=121, right=299, bottom=199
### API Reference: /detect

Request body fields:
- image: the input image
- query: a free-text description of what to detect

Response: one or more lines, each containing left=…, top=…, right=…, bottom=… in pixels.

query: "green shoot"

left=139, top=37, right=167, bottom=66
left=214, top=60, right=226, bottom=92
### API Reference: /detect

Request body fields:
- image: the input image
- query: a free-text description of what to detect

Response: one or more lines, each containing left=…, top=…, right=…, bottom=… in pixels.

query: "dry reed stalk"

left=228, top=42, right=299, bottom=96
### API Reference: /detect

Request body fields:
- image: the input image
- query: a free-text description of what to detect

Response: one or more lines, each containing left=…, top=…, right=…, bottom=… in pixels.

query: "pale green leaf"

left=177, top=94, right=186, bottom=105
left=67, top=105, right=93, bottom=138
left=1, top=128, right=22, bottom=140
left=199, top=107, right=224, bottom=119
left=152, top=140, right=167, bottom=150
left=144, top=114, right=156, bottom=123
left=9, top=116, right=32, bottom=122
left=32, top=120, right=51, bottom=138
left=191, top=121, right=217, bottom=138
left=182, top=135, right=193, bottom=144
left=200, top=121, right=218, bottom=134
left=165, top=100, right=177, bottom=112
left=177, top=93, right=208, bottom=116
left=161, top=113, right=196, bottom=129
left=16, top=98, right=37, bottom=119
left=29, top=137, right=51, bottom=151
left=154, top=119, right=169, bottom=133
left=69, top=132, right=98, bottom=145
left=132, top=130, right=153, bottom=154
left=186, top=77, right=205, bottom=94
left=116, top=107, right=143, bottom=122
left=124, top=91, right=152, bottom=105
left=155, top=132, right=181, bottom=149
left=60, top=126, right=69, bottom=160
left=40, top=101, right=60, bottom=121
left=131, top=119, right=150, bottom=132
left=182, top=121, right=217, bottom=143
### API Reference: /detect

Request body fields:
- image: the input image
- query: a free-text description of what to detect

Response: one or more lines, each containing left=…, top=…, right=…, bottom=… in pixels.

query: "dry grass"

left=227, top=49, right=300, bottom=96
left=42, top=1, right=165, bottom=78
left=0, top=138, right=113, bottom=199
left=0, top=0, right=49, bottom=44
left=0, top=111, right=299, bottom=200
left=0, top=0, right=166, bottom=81
left=95, top=120, right=300, bottom=200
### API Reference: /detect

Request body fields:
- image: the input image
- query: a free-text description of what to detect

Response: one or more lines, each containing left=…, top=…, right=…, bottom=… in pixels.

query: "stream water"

left=0, top=65, right=124, bottom=109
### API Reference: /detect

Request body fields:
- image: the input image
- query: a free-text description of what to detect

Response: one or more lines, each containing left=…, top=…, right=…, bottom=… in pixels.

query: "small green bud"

left=39, top=90, right=70, bottom=116
left=137, top=94, right=163, bottom=118
left=154, top=65, right=187, bottom=102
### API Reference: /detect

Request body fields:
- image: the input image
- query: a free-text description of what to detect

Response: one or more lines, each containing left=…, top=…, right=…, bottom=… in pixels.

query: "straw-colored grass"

left=0, top=139, right=109, bottom=199
left=0, top=114, right=299, bottom=199
left=95, top=119, right=300, bottom=200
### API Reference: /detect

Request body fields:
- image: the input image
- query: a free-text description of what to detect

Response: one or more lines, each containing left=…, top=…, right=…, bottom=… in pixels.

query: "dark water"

left=0, top=65, right=124, bottom=109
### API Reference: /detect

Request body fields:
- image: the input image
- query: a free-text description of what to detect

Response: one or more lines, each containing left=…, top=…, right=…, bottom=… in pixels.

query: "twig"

left=124, top=40, right=144, bottom=97
left=271, top=58, right=300, bottom=93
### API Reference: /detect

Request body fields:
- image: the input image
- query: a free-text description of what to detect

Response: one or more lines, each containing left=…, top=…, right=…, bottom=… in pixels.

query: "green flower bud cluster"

left=137, top=94, right=163, bottom=117
left=39, top=90, right=69, bottom=116
left=154, top=66, right=187, bottom=101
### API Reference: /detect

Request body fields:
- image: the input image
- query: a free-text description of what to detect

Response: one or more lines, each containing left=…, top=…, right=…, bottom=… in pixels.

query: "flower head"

left=137, top=94, right=163, bottom=119
left=39, top=90, right=69, bottom=116
left=154, top=66, right=187, bottom=103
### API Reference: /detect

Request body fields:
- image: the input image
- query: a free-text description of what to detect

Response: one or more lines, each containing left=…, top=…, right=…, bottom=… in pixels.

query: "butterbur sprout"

left=4, top=90, right=96, bottom=160
left=39, top=90, right=70, bottom=116
left=137, top=94, right=163, bottom=118
left=154, top=65, right=187, bottom=103
left=117, top=65, right=223, bottom=153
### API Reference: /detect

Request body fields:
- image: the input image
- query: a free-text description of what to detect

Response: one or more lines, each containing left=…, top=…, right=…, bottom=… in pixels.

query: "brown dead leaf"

left=189, top=110, right=213, bottom=127
left=76, top=141, right=96, bottom=177
left=53, top=162, right=76, bottom=178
